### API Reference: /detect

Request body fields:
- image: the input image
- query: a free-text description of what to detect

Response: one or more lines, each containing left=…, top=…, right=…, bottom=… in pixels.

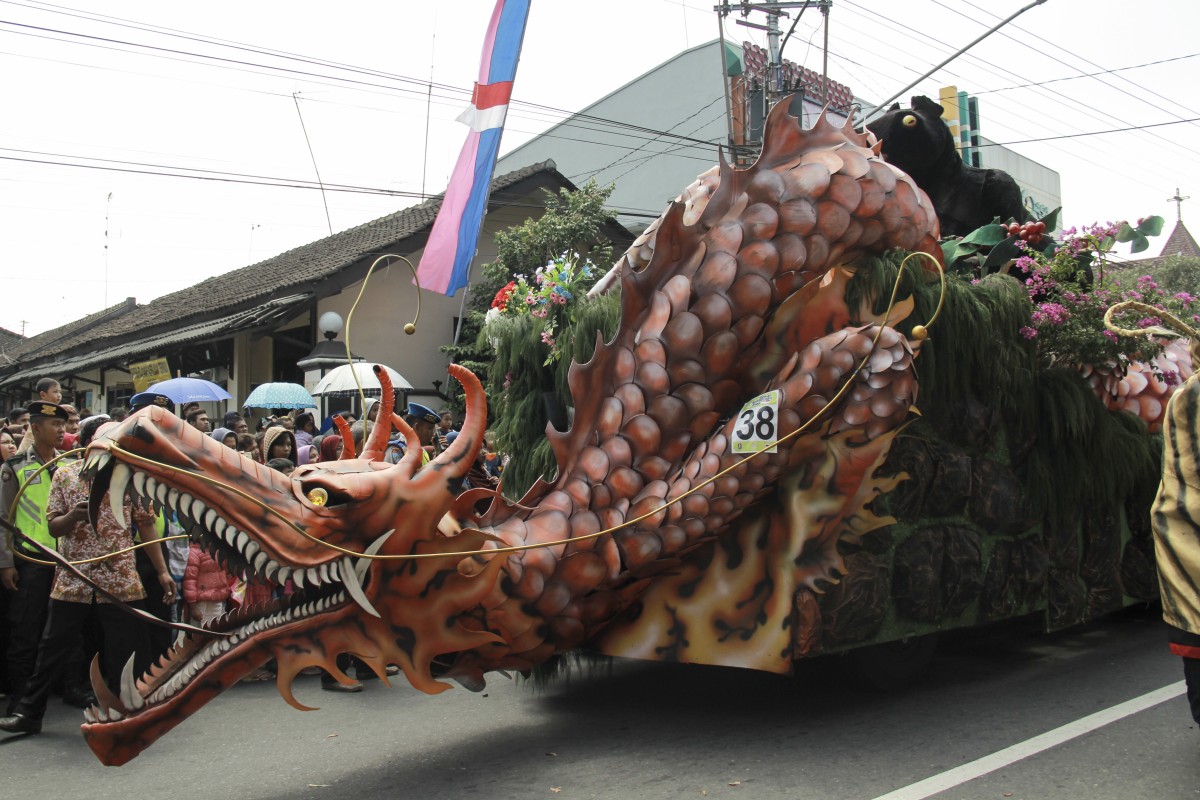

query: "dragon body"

left=78, top=102, right=941, bottom=765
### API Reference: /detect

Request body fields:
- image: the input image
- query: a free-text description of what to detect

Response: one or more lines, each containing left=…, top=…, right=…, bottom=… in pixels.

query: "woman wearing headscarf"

left=259, top=426, right=297, bottom=465
left=210, top=427, right=237, bottom=449
left=319, top=433, right=344, bottom=462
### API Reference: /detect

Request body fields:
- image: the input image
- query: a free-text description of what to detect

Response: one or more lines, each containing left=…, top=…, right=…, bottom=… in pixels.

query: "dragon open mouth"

left=78, top=448, right=390, bottom=765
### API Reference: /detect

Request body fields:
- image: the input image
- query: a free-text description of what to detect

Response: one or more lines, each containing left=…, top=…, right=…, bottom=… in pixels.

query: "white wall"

left=497, top=40, right=732, bottom=231
left=315, top=203, right=537, bottom=394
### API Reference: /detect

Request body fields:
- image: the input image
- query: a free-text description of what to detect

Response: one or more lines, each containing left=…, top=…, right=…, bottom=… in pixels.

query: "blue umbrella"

left=243, top=382, right=315, bottom=410
left=147, top=377, right=232, bottom=404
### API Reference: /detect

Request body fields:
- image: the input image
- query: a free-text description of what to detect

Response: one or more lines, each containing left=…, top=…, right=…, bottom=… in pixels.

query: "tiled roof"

left=18, top=160, right=567, bottom=364
left=1157, top=220, right=1200, bottom=259
left=3, top=297, right=137, bottom=362
left=0, top=326, right=22, bottom=350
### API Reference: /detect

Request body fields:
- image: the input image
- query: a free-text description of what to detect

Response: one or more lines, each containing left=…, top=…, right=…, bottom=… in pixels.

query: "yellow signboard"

left=129, top=358, right=172, bottom=393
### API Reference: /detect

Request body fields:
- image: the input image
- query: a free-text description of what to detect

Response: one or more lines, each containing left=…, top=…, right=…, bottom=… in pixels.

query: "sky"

left=2, top=0, right=1199, bottom=337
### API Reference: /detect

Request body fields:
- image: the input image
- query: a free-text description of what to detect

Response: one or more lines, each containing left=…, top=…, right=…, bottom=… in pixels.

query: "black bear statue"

left=866, top=96, right=1029, bottom=236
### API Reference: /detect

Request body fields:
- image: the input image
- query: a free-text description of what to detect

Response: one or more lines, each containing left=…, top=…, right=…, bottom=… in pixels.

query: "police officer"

left=128, top=391, right=176, bottom=415
left=407, top=403, right=441, bottom=462
left=0, top=401, right=68, bottom=713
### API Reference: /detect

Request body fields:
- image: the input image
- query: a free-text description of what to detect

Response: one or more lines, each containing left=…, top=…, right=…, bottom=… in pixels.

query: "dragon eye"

left=307, top=488, right=329, bottom=506
left=901, top=114, right=917, bottom=128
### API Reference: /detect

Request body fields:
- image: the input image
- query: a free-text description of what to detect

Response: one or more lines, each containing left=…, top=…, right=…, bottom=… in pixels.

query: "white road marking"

left=871, top=681, right=1187, bottom=800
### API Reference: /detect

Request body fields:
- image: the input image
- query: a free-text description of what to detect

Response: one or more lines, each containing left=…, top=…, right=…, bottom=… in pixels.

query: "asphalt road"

left=3, top=605, right=1197, bottom=800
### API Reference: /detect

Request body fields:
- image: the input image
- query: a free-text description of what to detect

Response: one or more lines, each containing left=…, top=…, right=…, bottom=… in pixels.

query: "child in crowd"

left=182, top=543, right=230, bottom=626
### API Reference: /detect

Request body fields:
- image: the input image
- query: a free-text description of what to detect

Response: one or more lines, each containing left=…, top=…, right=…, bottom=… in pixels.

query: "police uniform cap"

left=129, top=391, right=176, bottom=413
left=406, top=402, right=439, bottom=424
left=27, top=401, right=70, bottom=421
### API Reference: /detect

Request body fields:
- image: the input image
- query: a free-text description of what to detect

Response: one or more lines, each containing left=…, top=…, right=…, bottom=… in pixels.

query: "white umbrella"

left=311, top=363, right=413, bottom=397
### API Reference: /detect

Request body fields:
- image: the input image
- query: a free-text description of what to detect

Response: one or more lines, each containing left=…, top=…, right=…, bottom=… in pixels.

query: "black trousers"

left=1184, top=656, right=1200, bottom=726
left=14, top=598, right=150, bottom=721
left=5, top=560, right=54, bottom=714
left=1168, top=625, right=1200, bottom=725
left=135, top=548, right=172, bottom=659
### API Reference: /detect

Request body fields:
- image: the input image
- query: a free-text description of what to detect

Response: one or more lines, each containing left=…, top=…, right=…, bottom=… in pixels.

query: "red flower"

left=491, top=281, right=517, bottom=311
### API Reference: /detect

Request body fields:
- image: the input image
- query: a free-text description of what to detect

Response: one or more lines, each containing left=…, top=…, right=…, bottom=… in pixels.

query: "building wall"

left=978, top=136, right=1062, bottom=222
left=315, top=203, right=537, bottom=396
left=496, top=40, right=733, bottom=232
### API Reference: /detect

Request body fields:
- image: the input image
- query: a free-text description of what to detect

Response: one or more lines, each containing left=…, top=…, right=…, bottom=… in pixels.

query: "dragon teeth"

left=120, top=653, right=146, bottom=711
left=341, top=556, right=381, bottom=618
left=108, top=464, right=131, bottom=529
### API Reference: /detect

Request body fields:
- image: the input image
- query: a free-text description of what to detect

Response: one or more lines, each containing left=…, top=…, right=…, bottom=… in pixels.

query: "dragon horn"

left=333, top=414, right=356, bottom=460
left=413, top=364, right=486, bottom=488
left=360, top=365, right=395, bottom=461
left=388, top=412, right=424, bottom=479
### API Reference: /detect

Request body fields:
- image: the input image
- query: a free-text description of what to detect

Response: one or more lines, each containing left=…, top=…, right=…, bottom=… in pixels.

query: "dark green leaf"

left=961, top=223, right=1009, bottom=246
left=1114, top=222, right=1137, bottom=243
left=1137, top=215, right=1165, bottom=237
left=983, top=235, right=1023, bottom=271
left=1128, top=232, right=1150, bottom=254
left=940, top=239, right=960, bottom=265
left=1039, top=206, right=1061, bottom=232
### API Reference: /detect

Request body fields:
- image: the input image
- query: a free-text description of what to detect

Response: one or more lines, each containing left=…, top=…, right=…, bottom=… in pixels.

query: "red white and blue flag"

left=416, top=0, right=532, bottom=297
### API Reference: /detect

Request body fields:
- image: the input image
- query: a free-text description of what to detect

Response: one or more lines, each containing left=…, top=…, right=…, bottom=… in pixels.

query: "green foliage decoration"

left=441, top=180, right=618, bottom=410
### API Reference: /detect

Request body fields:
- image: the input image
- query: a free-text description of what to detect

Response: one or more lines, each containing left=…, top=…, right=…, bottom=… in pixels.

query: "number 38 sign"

left=731, top=390, right=780, bottom=455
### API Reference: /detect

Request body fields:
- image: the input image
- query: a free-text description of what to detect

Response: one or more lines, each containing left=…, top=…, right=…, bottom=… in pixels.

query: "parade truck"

left=54, top=96, right=1182, bottom=765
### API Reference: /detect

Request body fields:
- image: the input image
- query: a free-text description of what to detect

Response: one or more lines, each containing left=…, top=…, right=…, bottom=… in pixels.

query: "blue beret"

left=406, top=402, right=439, bottom=424
left=130, top=391, right=176, bottom=413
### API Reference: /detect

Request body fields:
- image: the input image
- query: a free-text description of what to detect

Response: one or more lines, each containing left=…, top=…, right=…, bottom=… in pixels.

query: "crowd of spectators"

left=0, top=376, right=507, bottom=732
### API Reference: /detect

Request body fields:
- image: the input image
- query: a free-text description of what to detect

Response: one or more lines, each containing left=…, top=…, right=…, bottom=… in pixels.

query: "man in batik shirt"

left=0, top=417, right=175, bottom=735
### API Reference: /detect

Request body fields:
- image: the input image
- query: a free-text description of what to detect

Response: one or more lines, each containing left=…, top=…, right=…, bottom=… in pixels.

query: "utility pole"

left=715, top=1, right=832, bottom=112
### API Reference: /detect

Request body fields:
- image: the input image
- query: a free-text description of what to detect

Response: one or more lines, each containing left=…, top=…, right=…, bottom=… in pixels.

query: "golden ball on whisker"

left=911, top=324, right=928, bottom=340
left=403, top=323, right=416, bottom=335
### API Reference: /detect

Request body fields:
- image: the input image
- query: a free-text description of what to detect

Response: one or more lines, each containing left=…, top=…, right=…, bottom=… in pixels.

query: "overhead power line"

left=0, top=9, right=724, bottom=153
left=972, top=51, right=1200, bottom=95
left=0, top=147, right=670, bottom=219
left=977, top=117, right=1200, bottom=147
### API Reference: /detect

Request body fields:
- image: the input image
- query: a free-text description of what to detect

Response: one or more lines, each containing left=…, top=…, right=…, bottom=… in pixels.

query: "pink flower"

left=1036, top=302, right=1069, bottom=325
left=1102, top=330, right=1118, bottom=342
left=1164, top=370, right=1181, bottom=387
left=1019, top=326, right=1038, bottom=340
left=540, top=330, right=555, bottom=347
left=1174, top=291, right=1195, bottom=304
left=1136, top=275, right=1158, bottom=291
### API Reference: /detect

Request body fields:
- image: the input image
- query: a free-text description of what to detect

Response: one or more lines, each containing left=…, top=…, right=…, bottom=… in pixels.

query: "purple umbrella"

left=147, top=377, right=232, bottom=404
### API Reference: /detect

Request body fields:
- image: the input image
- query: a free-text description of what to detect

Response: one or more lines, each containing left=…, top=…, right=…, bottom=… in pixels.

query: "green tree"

left=442, top=180, right=623, bottom=495
left=443, top=180, right=618, bottom=398
left=1145, top=255, right=1200, bottom=296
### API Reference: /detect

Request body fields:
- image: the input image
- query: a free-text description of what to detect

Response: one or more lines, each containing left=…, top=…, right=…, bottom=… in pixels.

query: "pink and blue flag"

left=417, top=0, right=532, bottom=297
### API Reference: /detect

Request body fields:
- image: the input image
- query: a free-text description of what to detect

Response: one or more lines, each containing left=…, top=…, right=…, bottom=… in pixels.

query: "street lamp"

left=298, top=311, right=361, bottom=419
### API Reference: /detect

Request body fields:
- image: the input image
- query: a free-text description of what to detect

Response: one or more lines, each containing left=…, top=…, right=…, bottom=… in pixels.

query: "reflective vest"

left=10, top=454, right=57, bottom=553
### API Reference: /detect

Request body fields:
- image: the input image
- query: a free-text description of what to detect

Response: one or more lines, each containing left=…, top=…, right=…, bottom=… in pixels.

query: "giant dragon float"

left=9, top=96, right=1177, bottom=765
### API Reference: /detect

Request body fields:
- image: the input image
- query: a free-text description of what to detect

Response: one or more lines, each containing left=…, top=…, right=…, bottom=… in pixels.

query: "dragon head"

left=79, top=365, right=507, bottom=765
